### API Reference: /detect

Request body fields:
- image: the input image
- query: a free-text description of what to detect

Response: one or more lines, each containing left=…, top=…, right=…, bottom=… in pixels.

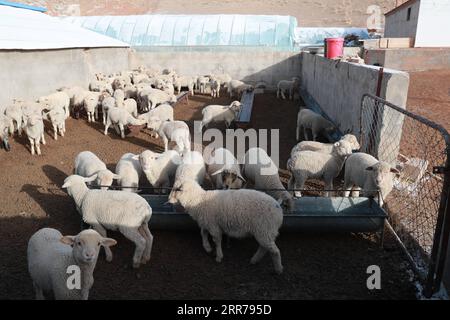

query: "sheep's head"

left=147, top=116, right=162, bottom=131
left=366, top=162, right=399, bottom=189
left=24, top=112, right=42, bottom=127
left=96, top=170, right=120, bottom=190
left=168, top=179, right=201, bottom=205
left=60, top=229, right=116, bottom=264
left=230, top=101, right=242, bottom=113
left=278, top=193, right=294, bottom=213
left=332, top=140, right=353, bottom=158
left=136, top=150, right=160, bottom=172
left=212, top=168, right=245, bottom=190
left=342, top=134, right=360, bottom=151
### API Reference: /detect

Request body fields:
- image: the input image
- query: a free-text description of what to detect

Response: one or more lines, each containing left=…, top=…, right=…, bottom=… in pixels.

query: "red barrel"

left=325, top=37, right=344, bottom=59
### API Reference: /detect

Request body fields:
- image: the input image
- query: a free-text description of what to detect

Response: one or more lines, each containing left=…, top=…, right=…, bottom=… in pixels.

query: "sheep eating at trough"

left=74, top=151, right=120, bottom=190
left=174, top=150, right=206, bottom=185
left=287, top=140, right=354, bottom=197
left=205, top=147, right=245, bottom=189
left=296, top=108, right=339, bottom=142
left=62, top=175, right=154, bottom=268
left=115, top=153, right=143, bottom=192
left=167, top=179, right=284, bottom=274
left=27, top=228, right=116, bottom=300
left=343, top=152, right=399, bottom=206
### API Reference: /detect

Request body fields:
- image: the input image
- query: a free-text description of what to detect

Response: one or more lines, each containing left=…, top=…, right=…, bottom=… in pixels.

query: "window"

left=407, top=7, right=411, bottom=21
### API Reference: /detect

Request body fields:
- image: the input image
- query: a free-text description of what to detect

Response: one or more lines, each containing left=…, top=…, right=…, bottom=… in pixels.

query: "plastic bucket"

left=325, top=37, right=344, bottom=59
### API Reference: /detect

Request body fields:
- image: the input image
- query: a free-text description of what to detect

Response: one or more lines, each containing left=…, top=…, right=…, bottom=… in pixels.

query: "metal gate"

left=360, top=93, right=450, bottom=297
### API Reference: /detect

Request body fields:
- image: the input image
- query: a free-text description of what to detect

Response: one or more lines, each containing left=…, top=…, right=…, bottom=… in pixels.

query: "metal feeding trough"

left=142, top=195, right=387, bottom=234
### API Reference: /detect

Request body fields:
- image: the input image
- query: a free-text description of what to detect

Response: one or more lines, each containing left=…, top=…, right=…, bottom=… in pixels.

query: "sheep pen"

left=0, top=93, right=416, bottom=299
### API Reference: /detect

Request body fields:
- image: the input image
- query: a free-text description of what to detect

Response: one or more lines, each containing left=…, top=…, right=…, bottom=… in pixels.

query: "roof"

left=385, top=0, right=419, bottom=16
left=63, top=14, right=297, bottom=50
left=0, top=0, right=46, bottom=12
left=0, top=5, right=129, bottom=50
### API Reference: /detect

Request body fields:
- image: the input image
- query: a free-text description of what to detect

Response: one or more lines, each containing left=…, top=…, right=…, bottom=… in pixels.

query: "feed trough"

left=142, top=195, right=387, bottom=233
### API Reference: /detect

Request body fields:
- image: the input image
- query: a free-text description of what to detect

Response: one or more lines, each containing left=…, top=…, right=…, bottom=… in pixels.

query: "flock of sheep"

left=2, top=65, right=397, bottom=300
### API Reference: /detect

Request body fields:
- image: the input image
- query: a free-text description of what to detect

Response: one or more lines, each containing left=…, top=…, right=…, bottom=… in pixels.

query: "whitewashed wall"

left=415, top=0, right=450, bottom=47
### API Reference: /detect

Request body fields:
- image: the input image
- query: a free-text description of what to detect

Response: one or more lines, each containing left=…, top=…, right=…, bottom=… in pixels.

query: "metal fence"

left=360, top=93, right=450, bottom=297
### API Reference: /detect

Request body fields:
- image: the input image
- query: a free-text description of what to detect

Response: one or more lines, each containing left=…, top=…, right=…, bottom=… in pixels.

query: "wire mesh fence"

left=360, top=93, right=450, bottom=296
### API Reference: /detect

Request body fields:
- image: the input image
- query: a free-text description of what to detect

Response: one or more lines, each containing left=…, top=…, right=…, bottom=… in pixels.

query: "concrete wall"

left=385, top=0, right=420, bottom=39
left=130, top=49, right=301, bottom=87
left=300, top=52, right=410, bottom=164
left=0, top=47, right=131, bottom=107
left=415, top=0, right=450, bottom=47
left=365, top=48, right=450, bottom=71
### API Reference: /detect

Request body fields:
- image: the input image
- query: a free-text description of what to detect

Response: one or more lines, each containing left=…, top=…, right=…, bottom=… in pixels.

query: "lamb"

left=277, top=77, right=299, bottom=100
left=205, top=147, right=245, bottom=189
left=140, top=88, right=177, bottom=110
left=115, top=153, right=143, bottom=192
left=343, top=152, right=399, bottom=206
left=74, top=151, right=120, bottom=190
left=22, top=110, right=46, bottom=155
left=173, top=76, right=195, bottom=95
left=83, top=92, right=102, bottom=122
left=4, top=102, right=23, bottom=136
left=197, top=76, right=210, bottom=94
left=174, top=150, right=206, bottom=185
left=146, top=117, right=191, bottom=154
left=290, top=134, right=360, bottom=157
left=198, top=101, right=241, bottom=132
left=243, top=148, right=294, bottom=213
left=114, top=89, right=138, bottom=117
left=167, top=179, right=284, bottom=274
left=104, top=107, right=145, bottom=139
left=210, top=79, right=221, bottom=98
left=62, top=175, right=153, bottom=268
left=27, top=228, right=116, bottom=300
left=37, top=92, right=71, bottom=119
left=44, top=106, right=66, bottom=140
left=287, top=140, right=353, bottom=197
left=226, top=80, right=245, bottom=98
left=135, top=149, right=181, bottom=193
left=101, top=95, right=116, bottom=125
left=137, top=103, right=174, bottom=127
left=296, top=108, right=338, bottom=142
left=58, top=86, right=89, bottom=116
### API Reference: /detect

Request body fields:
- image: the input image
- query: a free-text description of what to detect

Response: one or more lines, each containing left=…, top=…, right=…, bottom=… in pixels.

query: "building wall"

left=415, top=0, right=450, bottom=47
left=0, top=47, right=131, bottom=107
left=384, top=0, right=420, bottom=39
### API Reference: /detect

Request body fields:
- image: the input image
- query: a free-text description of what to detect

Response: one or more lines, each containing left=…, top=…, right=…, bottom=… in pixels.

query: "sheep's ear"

left=211, top=168, right=224, bottom=176
left=112, top=174, right=121, bottom=180
left=84, top=174, right=98, bottom=183
left=390, top=168, right=400, bottom=174
left=60, top=236, right=75, bottom=246
left=131, top=155, right=140, bottom=161
left=366, top=166, right=374, bottom=171
left=62, top=181, right=71, bottom=188
left=101, top=237, right=117, bottom=247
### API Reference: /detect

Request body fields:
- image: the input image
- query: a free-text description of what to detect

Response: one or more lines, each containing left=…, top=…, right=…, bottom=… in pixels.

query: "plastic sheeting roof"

left=0, top=5, right=129, bottom=50
left=63, top=15, right=297, bottom=50
left=293, top=27, right=370, bottom=47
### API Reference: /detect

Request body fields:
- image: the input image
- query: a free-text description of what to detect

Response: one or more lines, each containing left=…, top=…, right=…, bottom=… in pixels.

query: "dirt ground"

left=0, top=93, right=416, bottom=300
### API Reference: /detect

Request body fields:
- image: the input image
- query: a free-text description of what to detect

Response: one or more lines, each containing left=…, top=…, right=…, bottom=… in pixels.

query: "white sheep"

left=197, top=76, right=210, bottom=94
left=58, top=86, right=89, bottom=116
left=290, top=134, right=360, bottom=157
left=37, top=92, right=70, bottom=119
left=243, top=148, right=294, bottom=213
left=168, top=179, right=284, bottom=274
left=27, top=228, right=116, bottom=300
left=22, top=110, right=46, bottom=155
left=74, top=151, right=120, bottom=190
left=277, top=77, right=299, bottom=100
left=114, top=89, right=138, bottom=118
left=287, top=140, right=353, bottom=197
left=135, top=149, right=181, bottom=193
left=146, top=117, right=191, bottom=154
left=296, top=108, right=338, bottom=142
left=210, top=79, right=221, bottom=98
left=44, top=106, right=66, bottom=140
left=173, top=76, right=195, bottom=95
left=140, top=88, right=177, bottom=110
left=205, top=147, right=245, bottom=189
left=83, top=92, right=101, bottom=122
left=62, top=175, right=153, bottom=268
left=115, top=153, right=143, bottom=193
left=4, top=101, right=23, bottom=136
left=174, top=150, right=206, bottom=185
left=101, top=95, right=116, bottom=125
left=226, top=80, right=245, bottom=98
left=198, top=101, right=241, bottom=132
left=137, top=103, right=174, bottom=127
left=0, top=113, right=11, bottom=151
left=343, top=152, right=399, bottom=206
left=104, top=107, right=145, bottom=139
